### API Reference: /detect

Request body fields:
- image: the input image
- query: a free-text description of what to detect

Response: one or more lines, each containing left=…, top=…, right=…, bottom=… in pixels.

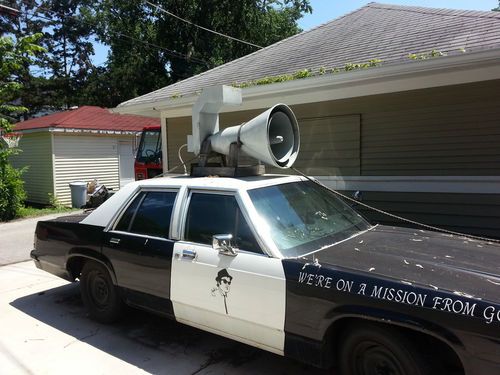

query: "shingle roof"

left=14, top=106, right=159, bottom=132
left=118, top=2, right=500, bottom=108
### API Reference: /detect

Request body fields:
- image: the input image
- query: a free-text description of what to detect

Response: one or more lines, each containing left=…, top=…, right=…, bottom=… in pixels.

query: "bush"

left=0, top=162, right=26, bottom=221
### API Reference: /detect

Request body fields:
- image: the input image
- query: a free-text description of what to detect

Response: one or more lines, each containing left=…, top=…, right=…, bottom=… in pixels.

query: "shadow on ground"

left=11, top=283, right=330, bottom=374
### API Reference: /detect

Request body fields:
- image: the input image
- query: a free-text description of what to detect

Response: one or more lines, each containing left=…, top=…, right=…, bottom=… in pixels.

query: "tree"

left=1, top=0, right=313, bottom=110
left=1, top=1, right=97, bottom=112
left=37, top=0, right=97, bottom=108
left=493, top=1, right=500, bottom=11
left=156, top=0, right=312, bottom=82
left=0, top=34, right=45, bottom=220
left=92, top=0, right=312, bottom=106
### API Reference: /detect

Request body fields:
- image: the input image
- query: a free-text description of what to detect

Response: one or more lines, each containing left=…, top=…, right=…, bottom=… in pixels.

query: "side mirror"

left=212, top=234, right=237, bottom=256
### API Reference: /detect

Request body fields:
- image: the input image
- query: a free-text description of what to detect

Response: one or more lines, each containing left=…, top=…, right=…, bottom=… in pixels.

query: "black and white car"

left=32, top=174, right=500, bottom=375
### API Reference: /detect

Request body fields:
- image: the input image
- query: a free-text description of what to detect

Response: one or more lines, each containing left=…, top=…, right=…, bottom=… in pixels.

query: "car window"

left=185, top=193, right=262, bottom=254
left=248, top=181, right=370, bottom=257
left=115, top=192, right=144, bottom=232
left=115, top=191, right=177, bottom=238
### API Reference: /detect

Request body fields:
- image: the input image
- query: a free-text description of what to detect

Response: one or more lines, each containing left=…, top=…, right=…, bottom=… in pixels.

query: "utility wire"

left=291, top=167, right=500, bottom=244
left=0, top=3, right=19, bottom=16
left=113, top=32, right=209, bottom=66
left=154, top=155, right=199, bottom=178
left=17, top=6, right=210, bottom=67
left=145, top=0, right=263, bottom=49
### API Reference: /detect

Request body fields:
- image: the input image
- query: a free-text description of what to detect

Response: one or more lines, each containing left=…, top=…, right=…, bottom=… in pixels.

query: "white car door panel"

left=171, top=243, right=286, bottom=353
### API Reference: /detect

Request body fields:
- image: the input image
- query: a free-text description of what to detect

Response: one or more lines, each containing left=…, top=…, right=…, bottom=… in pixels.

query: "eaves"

left=111, top=48, right=500, bottom=119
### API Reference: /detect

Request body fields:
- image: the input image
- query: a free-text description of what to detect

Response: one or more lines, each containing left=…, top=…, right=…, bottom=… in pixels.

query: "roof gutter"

left=16, top=127, right=142, bottom=135
left=111, top=48, right=500, bottom=119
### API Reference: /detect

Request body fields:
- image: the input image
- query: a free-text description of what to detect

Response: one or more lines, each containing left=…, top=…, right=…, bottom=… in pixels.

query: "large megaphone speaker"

left=208, top=104, right=300, bottom=168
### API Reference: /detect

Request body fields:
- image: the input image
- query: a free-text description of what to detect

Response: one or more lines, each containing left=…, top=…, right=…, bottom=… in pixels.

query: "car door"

left=102, top=189, right=178, bottom=313
left=170, top=190, right=286, bottom=354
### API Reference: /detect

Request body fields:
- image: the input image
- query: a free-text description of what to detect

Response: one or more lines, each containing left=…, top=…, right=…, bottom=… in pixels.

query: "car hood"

left=306, top=225, right=500, bottom=302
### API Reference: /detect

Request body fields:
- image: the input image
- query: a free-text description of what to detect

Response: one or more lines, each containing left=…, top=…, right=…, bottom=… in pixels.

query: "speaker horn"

left=208, top=104, right=300, bottom=168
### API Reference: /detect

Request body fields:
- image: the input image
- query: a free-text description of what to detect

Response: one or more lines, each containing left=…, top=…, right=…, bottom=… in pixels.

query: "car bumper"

left=31, top=250, right=72, bottom=282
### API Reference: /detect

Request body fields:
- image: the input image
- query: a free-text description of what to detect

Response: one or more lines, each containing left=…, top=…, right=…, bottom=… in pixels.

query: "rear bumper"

left=31, top=250, right=72, bottom=282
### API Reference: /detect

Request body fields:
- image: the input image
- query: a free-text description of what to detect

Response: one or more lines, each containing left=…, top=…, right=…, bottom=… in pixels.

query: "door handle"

left=181, top=249, right=197, bottom=259
left=109, top=237, right=121, bottom=245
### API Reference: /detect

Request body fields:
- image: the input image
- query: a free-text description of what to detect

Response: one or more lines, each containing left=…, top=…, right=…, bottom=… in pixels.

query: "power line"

left=18, top=7, right=210, bottom=67
left=114, top=32, right=209, bottom=66
left=145, top=0, right=263, bottom=49
left=0, top=3, right=19, bottom=16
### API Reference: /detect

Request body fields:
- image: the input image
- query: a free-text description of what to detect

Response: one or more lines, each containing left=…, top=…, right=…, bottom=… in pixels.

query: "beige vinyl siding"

left=167, top=111, right=360, bottom=176
left=167, top=80, right=500, bottom=177
left=166, top=117, right=191, bottom=171
left=53, top=134, right=120, bottom=206
left=290, top=79, right=500, bottom=177
left=9, top=132, right=54, bottom=204
left=346, top=191, right=500, bottom=239
left=293, top=115, right=360, bottom=175
left=360, top=84, right=500, bottom=176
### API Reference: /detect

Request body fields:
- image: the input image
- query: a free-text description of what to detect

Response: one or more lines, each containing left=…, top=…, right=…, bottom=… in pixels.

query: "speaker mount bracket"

left=191, top=140, right=265, bottom=177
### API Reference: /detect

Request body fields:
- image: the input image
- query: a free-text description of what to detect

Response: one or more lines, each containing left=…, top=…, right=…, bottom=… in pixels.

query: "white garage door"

left=54, top=135, right=120, bottom=206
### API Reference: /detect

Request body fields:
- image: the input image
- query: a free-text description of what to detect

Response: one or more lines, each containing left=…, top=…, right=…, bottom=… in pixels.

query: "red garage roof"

left=15, top=106, right=159, bottom=132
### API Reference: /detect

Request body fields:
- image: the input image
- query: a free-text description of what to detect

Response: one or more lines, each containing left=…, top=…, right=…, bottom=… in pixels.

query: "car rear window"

left=115, top=191, right=177, bottom=238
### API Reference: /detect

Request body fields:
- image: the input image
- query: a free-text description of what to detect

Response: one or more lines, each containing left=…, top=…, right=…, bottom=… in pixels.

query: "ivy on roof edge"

left=231, top=59, right=384, bottom=89
left=166, top=49, right=464, bottom=100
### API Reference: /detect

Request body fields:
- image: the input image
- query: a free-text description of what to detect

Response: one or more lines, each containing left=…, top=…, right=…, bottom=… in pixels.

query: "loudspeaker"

left=208, top=104, right=300, bottom=168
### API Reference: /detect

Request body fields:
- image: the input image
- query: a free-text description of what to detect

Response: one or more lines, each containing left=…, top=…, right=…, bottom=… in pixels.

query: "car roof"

left=81, top=174, right=305, bottom=228
left=133, top=174, right=304, bottom=190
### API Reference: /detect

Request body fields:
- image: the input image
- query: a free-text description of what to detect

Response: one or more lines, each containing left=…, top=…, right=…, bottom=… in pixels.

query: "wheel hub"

left=355, top=342, right=405, bottom=375
left=90, top=273, right=109, bottom=308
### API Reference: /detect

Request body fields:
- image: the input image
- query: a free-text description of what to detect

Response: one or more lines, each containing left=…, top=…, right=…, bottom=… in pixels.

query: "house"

left=113, top=3, right=500, bottom=238
left=11, top=106, right=160, bottom=206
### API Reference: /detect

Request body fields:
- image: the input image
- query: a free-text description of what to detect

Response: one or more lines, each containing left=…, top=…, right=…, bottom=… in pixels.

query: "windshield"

left=136, top=130, right=161, bottom=163
left=248, top=181, right=370, bottom=257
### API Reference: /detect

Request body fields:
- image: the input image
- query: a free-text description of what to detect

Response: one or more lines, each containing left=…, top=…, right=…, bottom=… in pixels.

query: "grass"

left=16, top=205, right=79, bottom=219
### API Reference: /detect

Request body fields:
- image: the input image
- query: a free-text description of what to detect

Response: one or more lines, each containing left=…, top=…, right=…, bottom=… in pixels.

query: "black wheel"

left=80, top=260, right=123, bottom=323
left=339, top=323, right=433, bottom=375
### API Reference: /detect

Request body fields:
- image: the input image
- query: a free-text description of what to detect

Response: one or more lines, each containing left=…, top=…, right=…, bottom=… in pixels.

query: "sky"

left=90, top=0, right=499, bottom=65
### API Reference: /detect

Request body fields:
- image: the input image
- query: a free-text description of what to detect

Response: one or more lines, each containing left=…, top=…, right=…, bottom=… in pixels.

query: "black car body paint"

left=282, top=225, right=500, bottom=373
left=31, top=204, right=500, bottom=374
left=32, top=213, right=175, bottom=317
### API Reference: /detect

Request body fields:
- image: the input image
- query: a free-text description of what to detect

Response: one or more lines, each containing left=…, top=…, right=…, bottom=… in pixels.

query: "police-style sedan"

left=32, top=175, right=500, bottom=375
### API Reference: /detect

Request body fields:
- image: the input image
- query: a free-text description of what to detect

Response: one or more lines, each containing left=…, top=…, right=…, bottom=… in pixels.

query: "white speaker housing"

left=209, top=104, right=300, bottom=168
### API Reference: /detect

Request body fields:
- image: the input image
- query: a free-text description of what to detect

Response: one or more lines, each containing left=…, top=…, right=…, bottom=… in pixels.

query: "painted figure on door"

left=211, top=269, right=233, bottom=314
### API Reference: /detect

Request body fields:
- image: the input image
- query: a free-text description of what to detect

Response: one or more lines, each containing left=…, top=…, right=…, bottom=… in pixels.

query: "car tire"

left=80, top=260, right=123, bottom=323
left=338, top=323, right=434, bottom=375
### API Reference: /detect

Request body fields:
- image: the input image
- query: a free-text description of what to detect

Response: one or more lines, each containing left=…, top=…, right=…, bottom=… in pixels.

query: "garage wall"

left=53, top=134, right=120, bottom=206
left=10, top=132, right=54, bottom=205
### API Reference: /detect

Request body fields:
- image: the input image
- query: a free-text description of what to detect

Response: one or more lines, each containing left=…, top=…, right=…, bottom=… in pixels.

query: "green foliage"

left=0, top=34, right=44, bottom=220
left=89, top=0, right=312, bottom=106
left=17, top=204, right=76, bottom=219
left=48, top=192, right=64, bottom=209
left=1, top=1, right=312, bottom=108
left=1, top=1, right=97, bottom=112
left=408, top=50, right=447, bottom=60
left=232, top=58, right=383, bottom=89
left=0, top=163, right=26, bottom=221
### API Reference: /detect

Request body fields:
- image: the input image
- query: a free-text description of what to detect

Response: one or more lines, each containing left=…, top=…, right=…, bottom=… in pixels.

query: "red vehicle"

left=134, top=126, right=163, bottom=180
